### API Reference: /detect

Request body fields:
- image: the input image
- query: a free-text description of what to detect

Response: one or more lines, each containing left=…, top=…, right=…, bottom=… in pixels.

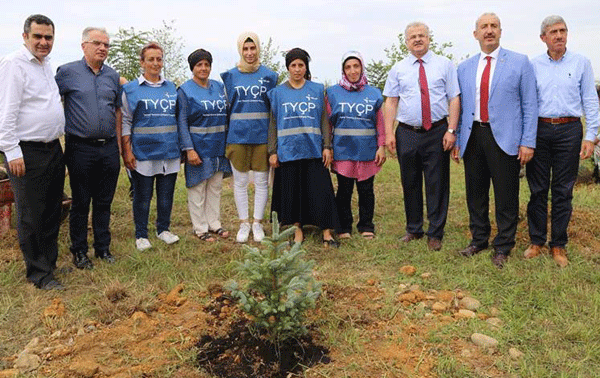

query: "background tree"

left=261, top=37, right=288, bottom=84
left=365, top=33, right=454, bottom=92
left=107, top=21, right=186, bottom=84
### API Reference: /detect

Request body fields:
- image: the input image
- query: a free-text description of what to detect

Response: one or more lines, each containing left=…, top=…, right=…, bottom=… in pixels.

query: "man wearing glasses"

left=55, top=27, right=122, bottom=270
left=0, top=14, right=66, bottom=290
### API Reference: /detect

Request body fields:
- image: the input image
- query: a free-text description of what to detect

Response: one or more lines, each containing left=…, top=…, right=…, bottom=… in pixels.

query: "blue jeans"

left=131, top=170, right=177, bottom=239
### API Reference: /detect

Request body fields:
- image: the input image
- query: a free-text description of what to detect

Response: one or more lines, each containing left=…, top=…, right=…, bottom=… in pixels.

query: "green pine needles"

left=228, top=212, right=322, bottom=343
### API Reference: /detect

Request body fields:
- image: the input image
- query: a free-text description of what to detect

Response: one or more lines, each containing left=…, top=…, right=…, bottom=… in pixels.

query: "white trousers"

left=187, top=172, right=223, bottom=235
left=231, top=165, right=269, bottom=221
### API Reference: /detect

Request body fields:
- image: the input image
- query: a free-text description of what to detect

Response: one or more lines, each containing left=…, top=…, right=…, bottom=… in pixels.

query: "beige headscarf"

left=236, top=32, right=261, bottom=73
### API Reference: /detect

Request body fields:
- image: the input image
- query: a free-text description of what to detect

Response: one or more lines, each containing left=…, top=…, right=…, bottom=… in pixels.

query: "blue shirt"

left=532, top=50, right=600, bottom=141
left=55, top=58, right=121, bottom=138
left=383, top=50, right=460, bottom=127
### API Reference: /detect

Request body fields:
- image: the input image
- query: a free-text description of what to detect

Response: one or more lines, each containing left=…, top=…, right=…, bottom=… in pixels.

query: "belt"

left=539, top=117, right=579, bottom=125
left=399, top=119, right=447, bottom=133
left=19, top=139, right=60, bottom=148
left=473, top=121, right=491, bottom=127
left=67, top=135, right=116, bottom=146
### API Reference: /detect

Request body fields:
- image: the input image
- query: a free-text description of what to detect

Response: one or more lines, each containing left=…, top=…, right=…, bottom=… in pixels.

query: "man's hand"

left=186, top=150, right=202, bottom=165
left=8, top=158, right=25, bottom=177
left=322, top=149, right=332, bottom=168
left=122, top=149, right=137, bottom=170
left=269, top=154, right=279, bottom=168
left=442, top=131, right=456, bottom=151
left=518, top=146, right=534, bottom=165
left=374, top=146, right=386, bottom=166
left=385, top=134, right=396, bottom=154
left=580, top=140, right=594, bottom=160
left=451, top=146, right=460, bottom=163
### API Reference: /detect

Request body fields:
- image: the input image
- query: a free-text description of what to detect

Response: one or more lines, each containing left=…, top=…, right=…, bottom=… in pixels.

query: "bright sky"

left=1, top=0, right=599, bottom=83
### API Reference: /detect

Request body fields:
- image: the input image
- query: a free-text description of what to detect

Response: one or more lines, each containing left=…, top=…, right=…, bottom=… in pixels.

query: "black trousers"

left=396, top=123, right=449, bottom=240
left=463, top=123, right=521, bottom=254
left=526, top=120, right=582, bottom=248
left=6, top=141, right=65, bottom=287
left=335, top=173, right=375, bottom=234
left=65, top=136, right=120, bottom=256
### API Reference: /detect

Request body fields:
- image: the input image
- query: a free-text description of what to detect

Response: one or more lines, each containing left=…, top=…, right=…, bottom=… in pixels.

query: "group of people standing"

left=1, top=11, right=599, bottom=291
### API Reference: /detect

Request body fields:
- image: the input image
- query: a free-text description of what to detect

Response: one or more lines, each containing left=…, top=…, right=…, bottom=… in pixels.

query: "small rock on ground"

left=509, top=347, right=524, bottom=360
left=400, top=265, right=416, bottom=276
left=471, top=333, right=498, bottom=349
left=460, top=297, right=481, bottom=311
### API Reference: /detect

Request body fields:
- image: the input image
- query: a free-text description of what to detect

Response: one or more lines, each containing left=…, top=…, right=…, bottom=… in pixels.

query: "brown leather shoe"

left=524, top=244, right=543, bottom=259
left=458, top=245, right=486, bottom=257
left=427, top=237, right=442, bottom=251
left=551, top=246, right=568, bottom=268
left=491, top=252, right=508, bottom=269
left=400, top=233, right=423, bottom=243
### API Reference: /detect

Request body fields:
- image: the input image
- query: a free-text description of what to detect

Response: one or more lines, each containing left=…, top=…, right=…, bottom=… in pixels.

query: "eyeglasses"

left=84, top=40, right=110, bottom=48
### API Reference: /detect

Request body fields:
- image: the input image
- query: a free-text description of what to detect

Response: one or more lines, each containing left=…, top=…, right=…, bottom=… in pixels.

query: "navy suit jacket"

left=456, top=48, right=538, bottom=157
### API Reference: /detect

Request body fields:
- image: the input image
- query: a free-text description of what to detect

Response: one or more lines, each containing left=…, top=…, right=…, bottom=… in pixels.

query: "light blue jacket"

left=456, top=48, right=538, bottom=157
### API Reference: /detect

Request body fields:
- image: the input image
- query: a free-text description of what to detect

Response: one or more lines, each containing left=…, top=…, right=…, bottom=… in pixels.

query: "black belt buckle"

left=473, top=121, right=490, bottom=127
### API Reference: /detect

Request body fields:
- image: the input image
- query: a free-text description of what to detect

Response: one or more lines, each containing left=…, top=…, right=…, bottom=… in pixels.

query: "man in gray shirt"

left=55, top=27, right=121, bottom=270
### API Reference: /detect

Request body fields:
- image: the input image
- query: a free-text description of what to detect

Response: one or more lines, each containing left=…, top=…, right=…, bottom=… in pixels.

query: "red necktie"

left=480, top=56, right=492, bottom=123
left=418, top=59, right=431, bottom=130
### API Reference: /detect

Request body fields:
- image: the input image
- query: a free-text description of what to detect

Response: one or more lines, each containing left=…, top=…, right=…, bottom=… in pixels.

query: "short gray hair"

left=82, top=27, right=108, bottom=43
left=404, top=22, right=430, bottom=42
left=475, top=12, right=501, bottom=29
left=540, top=15, right=567, bottom=36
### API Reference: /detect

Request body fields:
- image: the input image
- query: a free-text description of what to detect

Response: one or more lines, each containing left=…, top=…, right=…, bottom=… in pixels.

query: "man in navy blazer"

left=452, top=12, right=538, bottom=268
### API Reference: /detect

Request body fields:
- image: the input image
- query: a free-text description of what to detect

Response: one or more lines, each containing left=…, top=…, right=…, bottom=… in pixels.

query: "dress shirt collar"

left=480, top=46, right=500, bottom=62
left=545, top=48, right=570, bottom=62
left=80, top=56, right=105, bottom=73
left=20, top=44, right=50, bottom=65
left=409, top=50, right=433, bottom=64
left=137, top=74, right=165, bottom=86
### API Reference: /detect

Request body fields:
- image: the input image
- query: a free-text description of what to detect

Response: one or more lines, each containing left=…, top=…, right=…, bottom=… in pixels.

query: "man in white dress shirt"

left=0, top=14, right=66, bottom=290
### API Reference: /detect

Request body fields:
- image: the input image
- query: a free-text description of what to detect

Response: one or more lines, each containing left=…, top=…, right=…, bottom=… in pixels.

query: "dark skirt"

left=271, top=158, right=340, bottom=230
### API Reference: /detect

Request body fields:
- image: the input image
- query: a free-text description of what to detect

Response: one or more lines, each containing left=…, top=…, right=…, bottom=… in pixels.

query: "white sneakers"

left=252, top=222, right=265, bottom=242
left=136, top=231, right=179, bottom=251
left=236, top=222, right=251, bottom=243
left=136, top=238, right=152, bottom=251
left=157, top=230, right=180, bottom=244
left=237, top=221, right=265, bottom=243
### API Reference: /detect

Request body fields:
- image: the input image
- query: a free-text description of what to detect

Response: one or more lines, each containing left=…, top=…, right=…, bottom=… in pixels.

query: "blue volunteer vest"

left=327, top=84, right=383, bottom=161
left=268, top=81, right=324, bottom=162
left=123, top=80, right=179, bottom=161
left=220, top=65, right=278, bottom=144
left=178, top=79, right=227, bottom=158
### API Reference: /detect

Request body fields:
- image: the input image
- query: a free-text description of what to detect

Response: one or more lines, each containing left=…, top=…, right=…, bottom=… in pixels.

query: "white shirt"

left=0, top=46, right=65, bottom=162
left=121, top=75, right=180, bottom=177
left=474, top=47, right=500, bottom=122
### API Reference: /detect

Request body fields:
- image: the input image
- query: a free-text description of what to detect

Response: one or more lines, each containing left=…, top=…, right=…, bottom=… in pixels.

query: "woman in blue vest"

left=177, top=49, right=231, bottom=242
left=268, top=48, right=340, bottom=247
left=121, top=42, right=180, bottom=251
left=326, top=51, right=385, bottom=240
left=221, top=32, right=278, bottom=243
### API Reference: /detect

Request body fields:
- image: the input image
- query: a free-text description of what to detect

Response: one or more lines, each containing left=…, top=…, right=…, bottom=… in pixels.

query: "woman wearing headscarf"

left=326, top=51, right=385, bottom=240
left=178, top=49, right=231, bottom=242
left=221, top=32, right=278, bottom=243
left=268, top=48, right=340, bottom=247
left=121, top=42, right=180, bottom=251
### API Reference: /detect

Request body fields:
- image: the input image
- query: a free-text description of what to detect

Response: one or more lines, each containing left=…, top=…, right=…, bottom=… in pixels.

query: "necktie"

left=480, top=56, right=492, bottom=123
left=418, top=59, right=431, bottom=130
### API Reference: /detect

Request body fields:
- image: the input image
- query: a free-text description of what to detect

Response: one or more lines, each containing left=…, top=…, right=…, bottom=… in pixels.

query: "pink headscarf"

left=339, top=50, right=368, bottom=91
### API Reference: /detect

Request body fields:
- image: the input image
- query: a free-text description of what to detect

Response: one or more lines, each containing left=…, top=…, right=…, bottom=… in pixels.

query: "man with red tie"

left=453, top=12, right=538, bottom=268
left=383, top=22, right=460, bottom=251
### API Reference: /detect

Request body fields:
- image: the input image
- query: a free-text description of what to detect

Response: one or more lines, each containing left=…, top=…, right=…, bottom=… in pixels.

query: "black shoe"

left=73, top=252, right=94, bottom=270
left=39, top=279, right=65, bottom=291
left=491, top=252, right=508, bottom=269
left=458, top=245, right=487, bottom=257
left=95, top=251, right=115, bottom=264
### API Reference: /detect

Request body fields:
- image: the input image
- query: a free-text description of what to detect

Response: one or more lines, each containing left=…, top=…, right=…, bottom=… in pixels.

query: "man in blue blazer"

left=452, top=12, right=538, bottom=268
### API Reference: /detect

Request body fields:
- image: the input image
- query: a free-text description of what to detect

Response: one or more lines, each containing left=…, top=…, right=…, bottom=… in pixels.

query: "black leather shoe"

left=458, top=245, right=486, bottom=257
left=491, top=252, right=508, bottom=269
left=400, top=233, right=423, bottom=243
left=73, top=252, right=94, bottom=270
left=39, top=279, right=65, bottom=291
left=95, top=251, right=115, bottom=264
left=427, top=237, right=443, bottom=251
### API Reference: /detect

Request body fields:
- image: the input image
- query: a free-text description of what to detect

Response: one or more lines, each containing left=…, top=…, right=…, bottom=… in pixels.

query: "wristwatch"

left=446, top=129, right=456, bottom=134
